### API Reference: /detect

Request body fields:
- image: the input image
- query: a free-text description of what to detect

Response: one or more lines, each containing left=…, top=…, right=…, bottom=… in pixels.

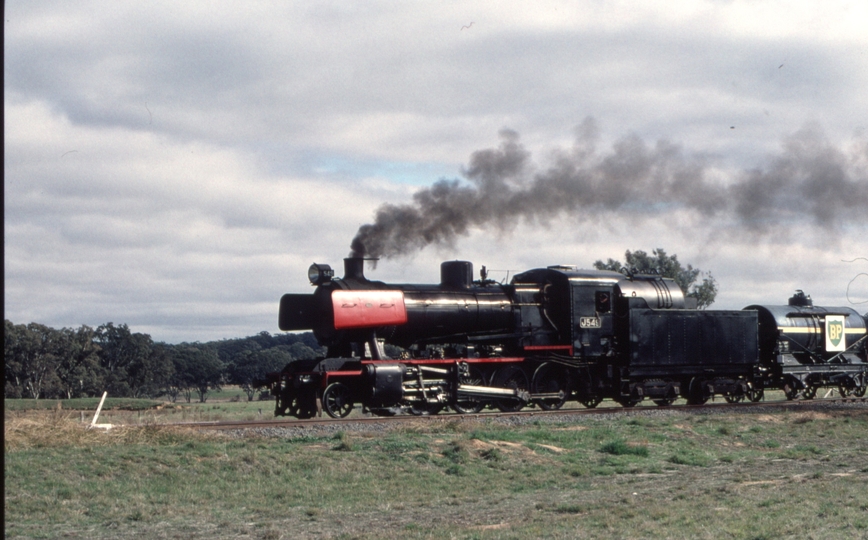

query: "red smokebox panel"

left=332, top=290, right=408, bottom=329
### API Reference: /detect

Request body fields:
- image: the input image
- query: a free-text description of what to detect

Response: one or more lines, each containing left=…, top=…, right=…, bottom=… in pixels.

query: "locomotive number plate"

left=579, top=317, right=601, bottom=329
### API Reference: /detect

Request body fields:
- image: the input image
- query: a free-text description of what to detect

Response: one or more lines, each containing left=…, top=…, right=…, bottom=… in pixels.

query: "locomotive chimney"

left=343, top=257, right=367, bottom=281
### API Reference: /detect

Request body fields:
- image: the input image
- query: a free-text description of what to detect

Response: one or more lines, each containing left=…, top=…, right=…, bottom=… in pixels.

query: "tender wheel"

left=532, top=362, right=568, bottom=411
left=453, top=366, right=486, bottom=414
left=746, top=381, right=764, bottom=402
left=838, top=384, right=855, bottom=398
left=724, top=393, right=745, bottom=404
left=783, top=378, right=801, bottom=400
left=653, top=380, right=679, bottom=406
left=616, top=397, right=641, bottom=408
left=493, top=365, right=529, bottom=413
left=854, top=385, right=867, bottom=398
left=579, top=396, right=602, bottom=408
left=576, top=380, right=601, bottom=408
left=322, top=382, right=354, bottom=418
left=686, top=377, right=710, bottom=405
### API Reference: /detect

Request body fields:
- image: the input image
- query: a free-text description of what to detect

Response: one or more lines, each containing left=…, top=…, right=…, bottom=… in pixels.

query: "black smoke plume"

left=350, top=118, right=868, bottom=259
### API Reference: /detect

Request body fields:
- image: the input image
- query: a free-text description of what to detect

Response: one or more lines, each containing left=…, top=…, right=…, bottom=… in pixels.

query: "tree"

left=94, top=323, right=158, bottom=397
left=54, top=325, right=103, bottom=399
left=228, top=347, right=292, bottom=401
left=164, top=345, right=207, bottom=403
left=3, top=322, right=62, bottom=399
left=5, top=320, right=25, bottom=398
left=173, top=345, right=224, bottom=403
left=287, top=341, right=318, bottom=361
left=594, top=248, right=718, bottom=308
left=126, top=342, right=174, bottom=399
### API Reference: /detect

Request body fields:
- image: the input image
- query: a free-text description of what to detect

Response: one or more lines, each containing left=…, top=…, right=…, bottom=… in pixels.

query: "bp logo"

left=825, top=315, right=846, bottom=352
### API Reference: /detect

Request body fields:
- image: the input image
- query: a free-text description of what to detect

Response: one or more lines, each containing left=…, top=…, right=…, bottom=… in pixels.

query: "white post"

left=91, top=391, right=108, bottom=427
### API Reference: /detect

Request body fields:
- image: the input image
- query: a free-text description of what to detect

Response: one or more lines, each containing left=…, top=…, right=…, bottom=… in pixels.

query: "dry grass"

left=4, top=408, right=215, bottom=451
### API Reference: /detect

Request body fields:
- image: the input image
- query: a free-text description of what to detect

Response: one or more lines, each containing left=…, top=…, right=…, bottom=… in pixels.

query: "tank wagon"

left=266, top=258, right=867, bottom=418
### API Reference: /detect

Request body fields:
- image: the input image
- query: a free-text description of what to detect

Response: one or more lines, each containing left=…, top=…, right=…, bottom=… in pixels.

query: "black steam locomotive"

left=267, top=258, right=868, bottom=418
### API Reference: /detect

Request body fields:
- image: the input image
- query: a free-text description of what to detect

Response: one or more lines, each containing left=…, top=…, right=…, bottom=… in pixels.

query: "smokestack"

left=343, top=258, right=366, bottom=281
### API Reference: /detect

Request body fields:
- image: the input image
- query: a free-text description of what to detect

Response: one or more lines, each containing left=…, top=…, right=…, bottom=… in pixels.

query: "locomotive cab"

left=568, top=272, right=620, bottom=359
left=511, top=266, right=622, bottom=357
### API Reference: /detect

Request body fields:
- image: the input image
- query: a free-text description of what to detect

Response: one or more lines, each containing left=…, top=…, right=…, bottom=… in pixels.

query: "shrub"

left=600, top=440, right=649, bottom=457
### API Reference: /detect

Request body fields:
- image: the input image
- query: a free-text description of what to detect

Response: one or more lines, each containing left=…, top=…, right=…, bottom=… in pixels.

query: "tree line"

left=4, top=320, right=324, bottom=402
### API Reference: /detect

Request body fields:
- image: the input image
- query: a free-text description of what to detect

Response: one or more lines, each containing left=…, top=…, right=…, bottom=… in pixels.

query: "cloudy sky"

left=5, top=1, right=868, bottom=343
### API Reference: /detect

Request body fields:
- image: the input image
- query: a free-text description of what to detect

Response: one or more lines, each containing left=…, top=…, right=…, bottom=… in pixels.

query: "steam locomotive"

left=267, top=258, right=868, bottom=418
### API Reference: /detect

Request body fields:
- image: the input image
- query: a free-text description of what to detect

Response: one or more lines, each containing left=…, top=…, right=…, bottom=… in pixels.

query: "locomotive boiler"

left=267, top=257, right=868, bottom=418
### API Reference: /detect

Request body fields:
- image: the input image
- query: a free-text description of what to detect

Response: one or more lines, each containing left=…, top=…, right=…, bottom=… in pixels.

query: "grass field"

left=5, top=402, right=868, bottom=539
left=4, top=388, right=275, bottom=425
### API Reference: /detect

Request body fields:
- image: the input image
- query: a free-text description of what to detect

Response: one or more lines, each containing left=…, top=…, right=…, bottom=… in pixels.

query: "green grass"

left=5, top=406, right=868, bottom=539
left=599, top=439, right=650, bottom=457
left=4, top=397, right=163, bottom=411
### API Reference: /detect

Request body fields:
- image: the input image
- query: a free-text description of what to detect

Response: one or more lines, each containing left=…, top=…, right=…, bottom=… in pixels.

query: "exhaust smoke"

left=350, top=118, right=868, bottom=259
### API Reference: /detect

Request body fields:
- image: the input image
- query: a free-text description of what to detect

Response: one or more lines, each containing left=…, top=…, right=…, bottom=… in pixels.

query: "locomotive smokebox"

left=441, top=260, right=473, bottom=288
left=343, top=257, right=367, bottom=281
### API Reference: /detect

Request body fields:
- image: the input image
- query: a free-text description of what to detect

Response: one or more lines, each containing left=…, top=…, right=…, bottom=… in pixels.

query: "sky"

left=5, top=1, right=868, bottom=343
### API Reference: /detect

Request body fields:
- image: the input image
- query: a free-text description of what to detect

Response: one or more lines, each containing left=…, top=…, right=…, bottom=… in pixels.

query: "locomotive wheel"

left=410, top=401, right=444, bottom=416
left=532, top=362, right=568, bottom=410
left=295, top=399, right=317, bottom=419
left=493, top=365, right=529, bottom=413
left=370, top=408, right=398, bottom=417
left=453, top=366, right=486, bottom=414
left=290, top=385, right=320, bottom=419
left=274, top=391, right=292, bottom=416
left=802, top=385, right=817, bottom=400
left=322, top=382, right=354, bottom=418
left=452, top=400, right=484, bottom=414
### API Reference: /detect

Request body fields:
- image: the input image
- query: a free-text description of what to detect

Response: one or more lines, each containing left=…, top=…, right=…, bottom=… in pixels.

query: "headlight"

left=308, top=263, right=334, bottom=285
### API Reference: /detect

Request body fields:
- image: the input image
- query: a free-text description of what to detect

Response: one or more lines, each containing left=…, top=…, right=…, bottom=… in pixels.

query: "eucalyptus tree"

left=594, top=248, right=718, bottom=308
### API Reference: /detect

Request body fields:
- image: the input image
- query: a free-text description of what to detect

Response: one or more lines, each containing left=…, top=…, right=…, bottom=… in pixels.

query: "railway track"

left=166, top=396, right=868, bottom=431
